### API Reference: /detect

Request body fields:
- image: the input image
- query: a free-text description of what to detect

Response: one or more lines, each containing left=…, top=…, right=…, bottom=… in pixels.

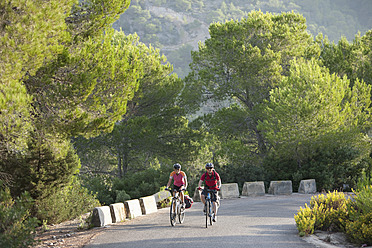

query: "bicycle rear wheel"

left=170, top=198, right=177, bottom=226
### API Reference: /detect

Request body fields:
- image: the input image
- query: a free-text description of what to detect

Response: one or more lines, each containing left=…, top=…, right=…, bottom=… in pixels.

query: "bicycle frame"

left=166, top=188, right=185, bottom=226
left=203, top=188, right=217, bottom=228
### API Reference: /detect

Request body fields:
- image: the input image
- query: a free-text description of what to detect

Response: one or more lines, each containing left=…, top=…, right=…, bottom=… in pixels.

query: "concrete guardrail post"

left=268, top=180, right=292, bottom=195
left=220, top=183, right=240, bottom=199
left=193, top=186, right=203, bottom=202
left=91, top=206, right=112, bottom=227
left=152, top=190, right=171, bottom=203
left=109, top=203, right=126, bottom=223
left=242, top=181, right=265, bottom=196
left=139, top=195, right=158, bottom=215
left=124, top=199, right=143, bottom=219
left=298, top=179, right=317, bottom=194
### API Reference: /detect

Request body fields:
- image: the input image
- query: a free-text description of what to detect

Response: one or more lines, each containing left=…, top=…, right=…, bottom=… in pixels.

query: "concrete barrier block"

left=193, top=187, right=203, bottom=202
left=268, top=180, right=292, bottom=195
left=298, top=179, right=317, bottom=194
left=124, top=199, right=143, bottom=219
left=220, top=183, right=240, bottom=198
left=109, top=203, right=126, bottom=223
left=152, top=190, right=171, bottom=203
left=139, top=195, right=158, bottom=215
left=242, top=181, right=265, bottom=196
left=91, top=206, right=112, bottom=227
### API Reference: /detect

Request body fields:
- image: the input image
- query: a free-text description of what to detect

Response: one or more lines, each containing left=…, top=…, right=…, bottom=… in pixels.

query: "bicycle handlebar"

left=165, top=188, right=185, bottom=192
left=197, top=187, right=219, bottom=192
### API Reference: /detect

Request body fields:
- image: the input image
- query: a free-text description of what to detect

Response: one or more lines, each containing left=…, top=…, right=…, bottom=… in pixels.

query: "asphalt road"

left=86, top=194, right=318, bottom=248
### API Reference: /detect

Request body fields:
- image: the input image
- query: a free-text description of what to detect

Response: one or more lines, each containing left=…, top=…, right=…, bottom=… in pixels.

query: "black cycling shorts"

left=173, top=185, right=184, bottom=192
left=201, top=188, right=218, bottom=202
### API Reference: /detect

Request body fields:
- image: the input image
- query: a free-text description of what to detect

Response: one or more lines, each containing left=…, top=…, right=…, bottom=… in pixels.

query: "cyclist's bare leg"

left=213, top=201, right=218, bottom=215
left=200, top=194, right=206, bottom=204
left=172, top=191, right=177, bottom=213
left=180, top=190, right=184, bottom=203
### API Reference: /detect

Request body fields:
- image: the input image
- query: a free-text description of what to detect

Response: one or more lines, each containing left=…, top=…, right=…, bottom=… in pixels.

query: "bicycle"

left=198, top=188, right=218, bottom=228
left=165, top=188, right=185, bottom=226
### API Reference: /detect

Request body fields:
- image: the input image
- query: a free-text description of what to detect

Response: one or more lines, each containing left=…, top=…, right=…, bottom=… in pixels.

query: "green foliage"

left=25, top=30, right=154, bottom=138
left=184, top=11, right=312, bottom=160
left=116, top=0, right=372, bottom=81
left=1, top=135, right=81, bottom=199
left=112, top=166, right=170, bottom=200
left=294, top=204, right=315, bottom=237
left=345, top=186, right=372, bottom=245
left=35, top=178, right=100, bottom=224
left=295, top=187, right=372, bottom=245
left=0, top=0, right=73, bottom=153
left=0, top=185, right=39, bottom=248
left=0, top=0, right=73, bottom=83
left=67, top=0, right=130, bottom=40
left=259, top=58, right=372, bottom=190
left=345, top=212, right=372, bottom=246
left=349, top=186, right=372, bottom=220
left=294, top=191, right=350, bottom=236
left=81, top=175, right=114, bottom=206
left=356, top=170, right=372, bottom=191
left=115, top=190, right=131, bottom=203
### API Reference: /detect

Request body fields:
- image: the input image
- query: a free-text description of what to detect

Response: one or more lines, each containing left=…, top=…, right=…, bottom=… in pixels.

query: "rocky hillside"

left=113, top=0, right=372, bottom=78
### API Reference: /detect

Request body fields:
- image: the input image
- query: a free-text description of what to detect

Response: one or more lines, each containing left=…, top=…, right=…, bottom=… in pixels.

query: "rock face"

left=242, top=181, right=265, bottom=196
left=268, top=181, right=292, bottom=195
left=298, top=179, right=317, bottom=194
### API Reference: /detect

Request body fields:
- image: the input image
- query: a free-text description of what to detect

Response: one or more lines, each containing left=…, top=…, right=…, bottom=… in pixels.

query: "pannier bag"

left=184, top=195, right=193, bottom=209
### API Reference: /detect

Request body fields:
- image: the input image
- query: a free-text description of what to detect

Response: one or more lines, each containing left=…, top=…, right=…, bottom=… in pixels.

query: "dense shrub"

left=345, top=185, right=372, bottom=245
left=294, top=191, right=350, bottom=236
left=0, top=185, right=39, bottom=248
left=81, top=175, right=114, bottom=205
left=295, top=186, right=372, bottom=246
left=345, top=212, right=372, bottom=245
left=265, top=145, right=370, bottom=191
left=35, top=178, right=100, bottom=224
left=112, top=167, right=169, bottom=200
left=115, top=190, right=131, bottom=203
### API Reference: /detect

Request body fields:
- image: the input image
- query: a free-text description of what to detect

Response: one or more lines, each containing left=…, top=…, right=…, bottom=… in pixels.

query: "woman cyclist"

left=197, top=162, right=221, bottom=222
left=166, top=163, right=188, bottom=208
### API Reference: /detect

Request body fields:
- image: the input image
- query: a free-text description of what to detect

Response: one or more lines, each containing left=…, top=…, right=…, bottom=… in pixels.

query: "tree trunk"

left=118, top=155, right=123, bottom=178
left=123, top=152, right=128, bottom=176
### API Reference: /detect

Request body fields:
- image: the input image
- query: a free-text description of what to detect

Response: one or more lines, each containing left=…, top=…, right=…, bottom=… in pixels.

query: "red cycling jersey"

left=200, top=170, right=220, bottom=190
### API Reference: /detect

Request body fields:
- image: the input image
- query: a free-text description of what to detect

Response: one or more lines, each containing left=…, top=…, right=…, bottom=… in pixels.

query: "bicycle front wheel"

left=209, top=200, right=213, bottom=226
left=178, top=203, right=185, bottom=224
left=205, top=201, right=208, bottom=228
left=170, top=198, right=177, bottom=226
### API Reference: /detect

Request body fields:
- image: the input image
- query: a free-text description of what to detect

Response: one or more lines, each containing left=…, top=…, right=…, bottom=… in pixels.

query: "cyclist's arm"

left=217, top=179, right=222, bottom=189
left=166, top=177, right=172, bottom=188
left=197, top=179, right=203, bottom=188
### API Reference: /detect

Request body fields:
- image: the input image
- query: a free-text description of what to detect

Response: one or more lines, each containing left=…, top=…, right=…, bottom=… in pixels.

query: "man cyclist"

left=197, top=162, right=221, bottom=222
left=166, top=163, right=188, bottom=208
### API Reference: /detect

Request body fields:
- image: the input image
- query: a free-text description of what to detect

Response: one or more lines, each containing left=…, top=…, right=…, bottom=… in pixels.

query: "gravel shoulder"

left=34, top=213, right=104, bottom=248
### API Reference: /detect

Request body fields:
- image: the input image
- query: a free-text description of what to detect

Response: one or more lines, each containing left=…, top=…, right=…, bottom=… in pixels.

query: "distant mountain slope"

left=113, top=0, right=372, bottom=78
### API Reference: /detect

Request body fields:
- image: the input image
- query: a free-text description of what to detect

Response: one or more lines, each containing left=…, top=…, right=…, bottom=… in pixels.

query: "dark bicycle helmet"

left=173, top=163, right=181, bottom=169
left=205, top=162, right=214, bottom=168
